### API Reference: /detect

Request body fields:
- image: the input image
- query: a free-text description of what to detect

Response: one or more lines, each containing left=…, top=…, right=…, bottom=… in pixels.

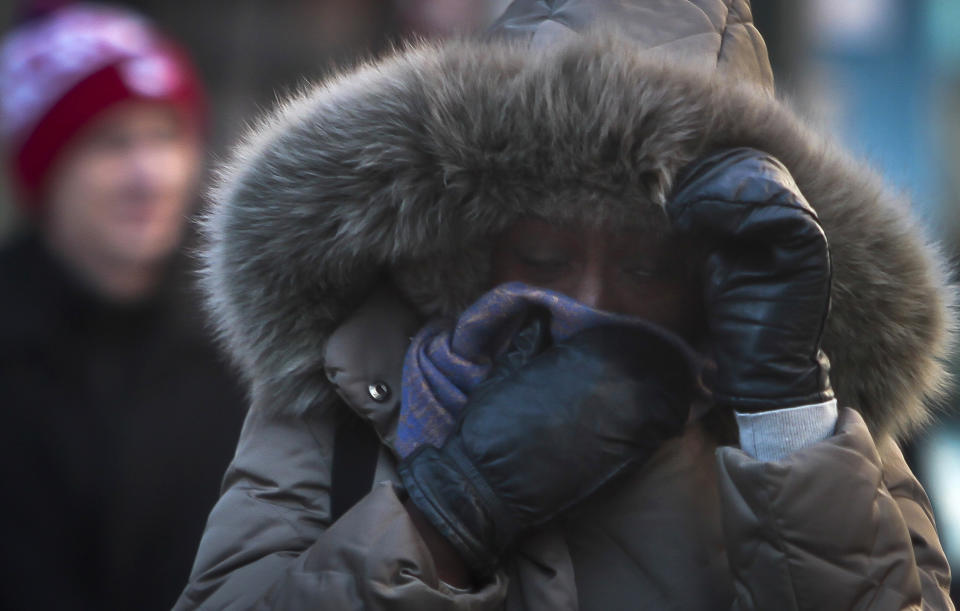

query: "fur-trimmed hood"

left=203, top=2, right=953, bottom=440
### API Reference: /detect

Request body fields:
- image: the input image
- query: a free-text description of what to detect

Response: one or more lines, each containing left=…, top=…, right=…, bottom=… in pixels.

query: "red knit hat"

left=0, top=3, right=205, bottom=211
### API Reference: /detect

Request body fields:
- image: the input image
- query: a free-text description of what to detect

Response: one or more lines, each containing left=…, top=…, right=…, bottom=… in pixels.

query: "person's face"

left=492, top=217, right=701, bottom=338
left=43, top=102, right=202, bottom=269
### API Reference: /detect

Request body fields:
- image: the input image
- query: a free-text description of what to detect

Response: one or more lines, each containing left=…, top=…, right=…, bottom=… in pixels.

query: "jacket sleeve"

left=717, top=407, right=953, bottom=611
left=173, top=396, right=507, bottom=610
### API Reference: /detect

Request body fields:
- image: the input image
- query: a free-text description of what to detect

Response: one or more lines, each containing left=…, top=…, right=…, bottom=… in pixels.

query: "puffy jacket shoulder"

left=717, top=408, right=953, bottom=610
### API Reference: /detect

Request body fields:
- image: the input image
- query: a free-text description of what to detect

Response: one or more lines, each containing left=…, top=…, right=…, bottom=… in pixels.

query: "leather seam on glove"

left=400, top=452, right=494, bottom=574
left=674, top=197, right=821, bottom=229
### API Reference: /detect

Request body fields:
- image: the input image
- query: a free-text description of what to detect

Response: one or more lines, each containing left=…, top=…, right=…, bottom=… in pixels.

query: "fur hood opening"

left=202, top=32, right=954, bottom=441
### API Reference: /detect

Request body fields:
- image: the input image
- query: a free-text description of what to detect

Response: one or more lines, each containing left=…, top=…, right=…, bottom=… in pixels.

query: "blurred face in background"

left=43, top=102, right=202, bottom=280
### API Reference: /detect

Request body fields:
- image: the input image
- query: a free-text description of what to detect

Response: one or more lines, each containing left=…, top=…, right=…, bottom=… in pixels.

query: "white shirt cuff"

left=735, top=399, right=838, bottom=462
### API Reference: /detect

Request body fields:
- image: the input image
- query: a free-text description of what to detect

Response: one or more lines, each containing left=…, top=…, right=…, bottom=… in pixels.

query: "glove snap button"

left=368, top=381, right=391, bottom=403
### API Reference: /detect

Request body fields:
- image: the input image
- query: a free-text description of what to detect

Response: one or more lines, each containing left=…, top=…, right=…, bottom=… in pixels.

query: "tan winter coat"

left=177, top=1, right=955, bottom=608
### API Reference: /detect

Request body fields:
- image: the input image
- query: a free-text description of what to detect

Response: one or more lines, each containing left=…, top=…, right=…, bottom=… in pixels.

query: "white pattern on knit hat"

left=120, top=54, right=182, bottom=98
left=0, top=4, right=163, bottom=144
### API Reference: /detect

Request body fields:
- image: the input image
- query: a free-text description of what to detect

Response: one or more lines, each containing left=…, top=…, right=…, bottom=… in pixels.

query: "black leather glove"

left=398, top=316, right=698, bottom=576
left=667, top=147, right=833, bottom=412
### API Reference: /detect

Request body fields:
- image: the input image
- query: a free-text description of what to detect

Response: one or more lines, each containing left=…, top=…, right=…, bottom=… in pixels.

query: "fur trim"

left=202, top=35, right=955, bottom=439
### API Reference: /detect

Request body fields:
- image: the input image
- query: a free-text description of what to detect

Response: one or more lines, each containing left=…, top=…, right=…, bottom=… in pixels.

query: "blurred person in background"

left=0, top=4, right=244, bottom=610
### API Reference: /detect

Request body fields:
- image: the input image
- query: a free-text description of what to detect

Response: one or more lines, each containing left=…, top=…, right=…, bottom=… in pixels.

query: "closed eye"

left=624, top=265, right=656, bottom=281
left=512, top=247, right=570, bottom=272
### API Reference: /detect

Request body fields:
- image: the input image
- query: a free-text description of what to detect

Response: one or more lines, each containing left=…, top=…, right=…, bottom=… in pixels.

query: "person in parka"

left=177, top=0, right=956, bottom=609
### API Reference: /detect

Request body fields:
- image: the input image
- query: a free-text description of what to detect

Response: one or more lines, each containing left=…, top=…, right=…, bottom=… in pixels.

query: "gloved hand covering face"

left=399, top=309, right=700, bottom=576
left=396, top=281, right=700, bottom=458
left=668, top=147, right=834, bottom=412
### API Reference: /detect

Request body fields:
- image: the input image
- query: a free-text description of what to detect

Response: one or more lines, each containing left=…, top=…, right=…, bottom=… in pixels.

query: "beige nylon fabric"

left=176, top=391, right=952, bottom=609
left=490, top=0, right=773, bottom=92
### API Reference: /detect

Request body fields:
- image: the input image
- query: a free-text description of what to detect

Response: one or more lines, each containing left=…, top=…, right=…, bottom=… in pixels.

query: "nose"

left=570, top=263, right=606, bottom=310
left=128, top=139, right=166, bottom=185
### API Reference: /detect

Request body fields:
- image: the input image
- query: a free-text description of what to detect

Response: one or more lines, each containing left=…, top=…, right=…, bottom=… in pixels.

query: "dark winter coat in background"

left=0, top=233, right=246, bottom=611
left=177, top=0, right=955, bottom=608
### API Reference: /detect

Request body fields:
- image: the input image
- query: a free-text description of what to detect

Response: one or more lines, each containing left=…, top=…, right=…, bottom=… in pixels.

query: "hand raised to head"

left=667, top=148, right=833, bottom=412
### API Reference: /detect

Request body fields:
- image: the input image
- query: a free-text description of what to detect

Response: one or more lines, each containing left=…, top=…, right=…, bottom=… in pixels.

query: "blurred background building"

left=2, top=0, right=959, bottom=604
